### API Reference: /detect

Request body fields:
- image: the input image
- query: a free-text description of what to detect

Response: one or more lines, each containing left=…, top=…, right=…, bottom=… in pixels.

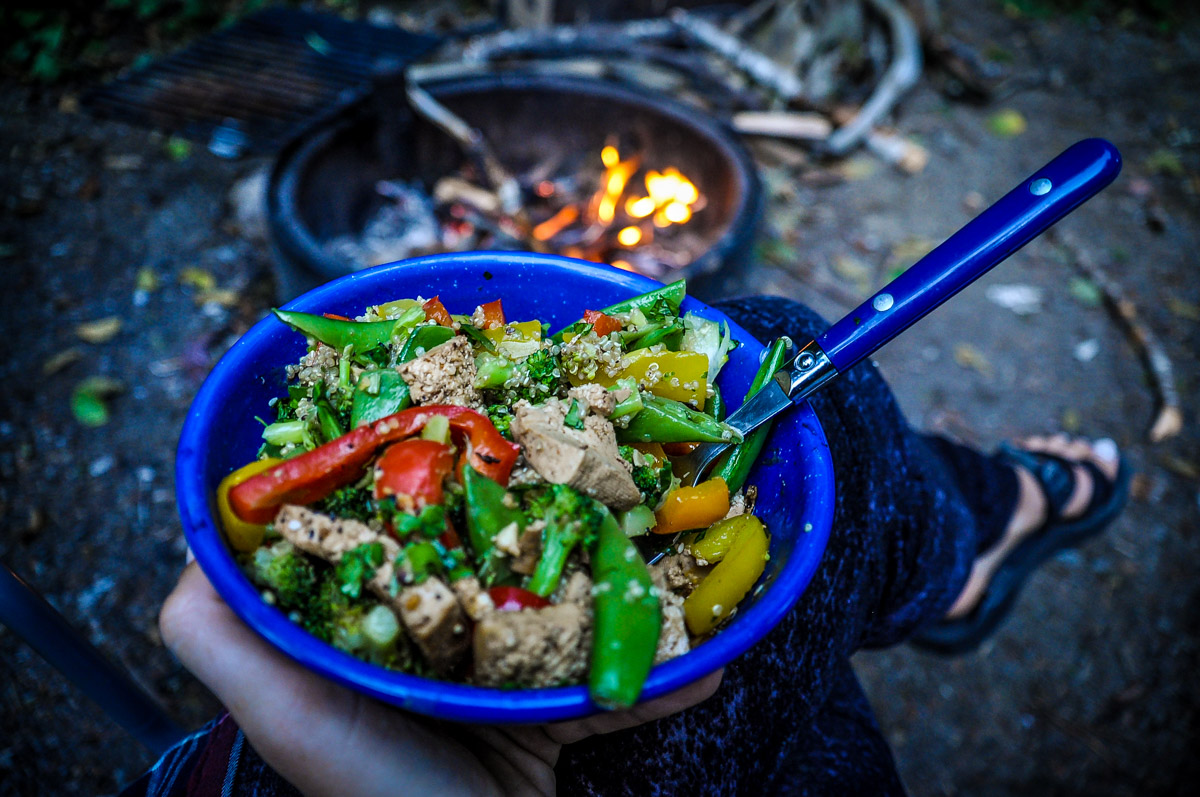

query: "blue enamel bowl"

left=176, top=252, right=834, bottom=724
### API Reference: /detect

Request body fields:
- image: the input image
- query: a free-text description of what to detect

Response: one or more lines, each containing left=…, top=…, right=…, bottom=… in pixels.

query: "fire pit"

left=268, top=71, right=761, bottom=298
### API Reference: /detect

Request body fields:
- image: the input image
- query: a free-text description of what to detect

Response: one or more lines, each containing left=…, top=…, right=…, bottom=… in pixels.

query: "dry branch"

left=732, top=111, right=832, bottom=140
left=823, top=0, right=922, bottom=155
left=669, top=8, right=805, bottom=101
left=404, top=80, right=522, bottom=215
left=1058, top=232, right=1183, bottom=444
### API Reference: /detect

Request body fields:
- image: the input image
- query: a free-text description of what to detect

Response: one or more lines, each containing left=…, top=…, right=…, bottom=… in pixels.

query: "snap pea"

left=461, top=465, right=518, bottom=586
left=713, top=337, right=790, bottom=492
left=273, top=309, right=402, bottom=354
left=617, top=394, right=742, bottom=445
left=589, top=507, right=661, bottom=709
left=349, top=325, right=457, bottom=427
left=601, top=279, right=685, bottom=316
left=551, top=280, right=687, bottom=344
left=400, top=324, right=455, bottom=359
left=317, top=403, right=345, bottom=443
left=703, top=383, right=726, bottom=421
left=350, top=370, right=409, bottom=428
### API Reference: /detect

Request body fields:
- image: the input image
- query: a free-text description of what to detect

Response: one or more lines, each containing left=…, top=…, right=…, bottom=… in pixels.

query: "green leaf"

left=71, top=390, right=108, bottom=427
left=1068, top=277, right=1103, bottom=307
left=164, top=136, right=193, bottom=162
left=70, top=375, right=125, bottom=428
left=986, top=109, right=1027, bottom=138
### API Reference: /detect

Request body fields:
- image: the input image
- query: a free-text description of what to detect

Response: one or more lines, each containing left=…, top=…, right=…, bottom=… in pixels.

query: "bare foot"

left=944, top=434, right=1121, bottom=620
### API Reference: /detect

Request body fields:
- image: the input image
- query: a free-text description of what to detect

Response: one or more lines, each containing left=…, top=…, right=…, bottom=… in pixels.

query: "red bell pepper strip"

left=488, top=586, right=551, bottom=612
left=479, top=299, right=505, bottom=329
left=372, top=406, right=519, bottom=485
left=373, top=438, right=454, bottom=508
left=228, top=426, right=379, bottom=524
left=322, top=313, right=352, bottom=321
left=422, top=296, right=454, bottom=327
left=229, top=406, right=519, bottom=524
left=583, top=309, right=622, bottom=338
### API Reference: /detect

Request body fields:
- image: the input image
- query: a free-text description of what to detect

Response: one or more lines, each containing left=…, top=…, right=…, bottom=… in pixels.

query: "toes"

left=1089, top=438, right=1121, bottom=479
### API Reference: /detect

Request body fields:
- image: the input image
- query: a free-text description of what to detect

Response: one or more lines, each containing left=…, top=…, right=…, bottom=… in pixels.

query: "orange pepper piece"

left=422, top=296, right=454, bottom=326
left=479, top=299, right=506, bottom=329
left=583, top=309, right=622, bottom=337
left=652, top=478, right=730, bottom=536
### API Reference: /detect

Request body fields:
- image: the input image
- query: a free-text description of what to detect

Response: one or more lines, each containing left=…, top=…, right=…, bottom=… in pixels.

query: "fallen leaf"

left=75, top=316, right=122, bottom=344
left=987, top=109, right=1027, bottom=138
left=1167, top=298, right=1200, bottom=322
left=835, top=156, right=877, bottom=181
left=754, top=239, right=799, bottom=267
left=953, top=343, right=993, bottom=377
left=164, top=136, right=193, bottom=162
left=71, top=390, right=108, bottom=427
left=42, top=348, right=84, bottom=375
left=890, top=236, right=936, bottom=264
left=179, top=267, right=216, bottom=291
left=1061, top=408, right=1081, bottom=433
left=305, top=31, right=333, bottom=55
left=832, top=254, right=871, bottom=295
left=1068, top=277, right=1103, bottom=307
left=196, top=288, right=240, bottom=308
left=70, top=377, right=125, bottom=428
left=136, top=267, right=160, bottom=292
left=985, top=283, right=1043, bottom=315
left=1144, top=149, right=1183, bottom=177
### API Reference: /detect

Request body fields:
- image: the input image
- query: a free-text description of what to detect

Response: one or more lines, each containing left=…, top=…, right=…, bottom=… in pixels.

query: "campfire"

left=327, top=136, right=709, bottom=279
left=275, top=72, right=760, bottom=296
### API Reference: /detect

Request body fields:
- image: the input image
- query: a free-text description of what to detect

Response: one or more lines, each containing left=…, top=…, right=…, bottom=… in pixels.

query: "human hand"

left=159, top=563, right=722, bottom=796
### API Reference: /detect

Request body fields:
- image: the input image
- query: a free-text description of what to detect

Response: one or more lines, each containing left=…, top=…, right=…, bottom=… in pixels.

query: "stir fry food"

left=219, top=280, right=781, bottom=708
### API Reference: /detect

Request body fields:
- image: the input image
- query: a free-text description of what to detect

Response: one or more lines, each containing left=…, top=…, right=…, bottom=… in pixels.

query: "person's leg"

left=770, top=661, right=906, bottom=797
left=557, top=296, right=985, bottom=793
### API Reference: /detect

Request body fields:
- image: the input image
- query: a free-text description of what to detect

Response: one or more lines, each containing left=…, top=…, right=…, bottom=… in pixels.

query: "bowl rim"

left=176, top=251, right=834, bottom=724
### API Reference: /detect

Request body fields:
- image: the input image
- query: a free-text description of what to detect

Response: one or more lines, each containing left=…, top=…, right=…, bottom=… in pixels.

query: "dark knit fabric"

left=124, top=296, right=1020, bottom=796
left=920, top=434, right=1020, bottom=554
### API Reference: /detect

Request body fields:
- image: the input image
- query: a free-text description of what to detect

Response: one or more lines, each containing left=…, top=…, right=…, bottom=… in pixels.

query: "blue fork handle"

left=815, top=138, right=1121, bottom=373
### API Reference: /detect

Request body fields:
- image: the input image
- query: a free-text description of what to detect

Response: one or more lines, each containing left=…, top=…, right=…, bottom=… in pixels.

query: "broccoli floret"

left=334, top=542, right=385, bottom=599
left=619, top=445, right=674, bottom=508
left=476, top=347, right=565, bottom=404
left=253, top=541, right=320, bottom=608
left=314, top=485, right=374, bottom=523
left=486, top=404, right=514, bottom=436
left=526, top=484, right=605, bottom=596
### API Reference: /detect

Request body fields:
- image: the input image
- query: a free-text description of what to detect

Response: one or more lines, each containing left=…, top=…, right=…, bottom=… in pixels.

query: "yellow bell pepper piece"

left=687, top=514, right=757, bottom=564
left=652, top=478, right=729, bottom=536
left=574, top=348, right=708, bottom=409
left=483, top=320, right=543, bottom=359
left=482, top=320, right=542, bottom=346
left=683, top=515, right=769, bottom=636
left=217, top=458, right=282, bottom=552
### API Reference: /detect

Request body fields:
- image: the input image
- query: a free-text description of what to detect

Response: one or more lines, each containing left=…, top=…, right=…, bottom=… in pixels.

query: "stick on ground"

left=1058, top=233, right=1183, bottom=444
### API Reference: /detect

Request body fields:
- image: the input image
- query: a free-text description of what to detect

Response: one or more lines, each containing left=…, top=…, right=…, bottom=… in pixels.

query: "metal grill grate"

left=82, top=7, right=439, bottom=156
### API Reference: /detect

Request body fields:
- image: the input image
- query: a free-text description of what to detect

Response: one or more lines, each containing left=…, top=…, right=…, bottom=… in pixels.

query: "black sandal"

left=909, top=441, right=1132, bottom=655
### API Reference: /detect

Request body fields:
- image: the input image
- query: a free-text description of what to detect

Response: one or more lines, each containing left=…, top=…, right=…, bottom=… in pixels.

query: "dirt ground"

left=1, top=2, right=1197, bottom=795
